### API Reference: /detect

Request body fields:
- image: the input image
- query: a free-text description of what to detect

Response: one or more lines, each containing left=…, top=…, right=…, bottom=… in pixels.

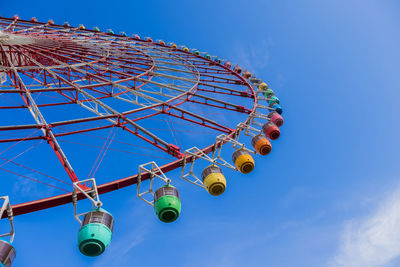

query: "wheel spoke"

left=0, top=17, right=261, bottom=216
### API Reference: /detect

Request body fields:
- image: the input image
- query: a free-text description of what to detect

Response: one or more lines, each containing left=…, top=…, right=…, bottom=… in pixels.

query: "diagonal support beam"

left=14, top=46, right=182, bottom=158
left=0, top=44, right=80, bottom=184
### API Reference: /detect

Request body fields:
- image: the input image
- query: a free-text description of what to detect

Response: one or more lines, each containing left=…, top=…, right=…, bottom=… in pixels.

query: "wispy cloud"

left=330, top=184, right=400, bottom=267
left=12, top=174, right=56, bottom=201
left=92, top=205, right=150, bottom=267
left=234, top=39, right=271, bottom=73
left=233, top=39, right=287, bottom=91
left=92, top=231, right=145, bottom=267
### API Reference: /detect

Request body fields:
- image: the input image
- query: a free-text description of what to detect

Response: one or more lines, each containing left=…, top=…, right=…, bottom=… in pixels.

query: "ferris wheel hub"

left=0, top=31, right=34, bottom=46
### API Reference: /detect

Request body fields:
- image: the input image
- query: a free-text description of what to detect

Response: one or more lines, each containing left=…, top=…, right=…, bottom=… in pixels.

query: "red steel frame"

left=0, top=17, right=259, bottom=218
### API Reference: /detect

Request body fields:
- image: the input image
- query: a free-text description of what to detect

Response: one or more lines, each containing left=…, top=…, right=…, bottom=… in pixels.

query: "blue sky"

left=1, top=0, right=400, bottom=266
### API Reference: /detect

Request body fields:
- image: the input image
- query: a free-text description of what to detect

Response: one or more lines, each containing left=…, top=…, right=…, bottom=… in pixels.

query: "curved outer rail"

left=0, top=17, right=259, bottom=218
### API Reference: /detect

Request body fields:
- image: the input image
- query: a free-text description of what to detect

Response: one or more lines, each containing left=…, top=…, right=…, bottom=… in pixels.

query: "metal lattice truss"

left=181, top=147, right=216, bottom=188
left=212, top=134, right=254, bottom=159
left=181, top=132, right=255, bottom=188
left=235, top=122, right=262, bottom=138
left=0, top=196, right=15, bottom=242
left=72, top=178, right=102, bottom=223
left=249, top=110, right=271, bottom=127
left=137, top=161, right=171, bottom=206
left=0, top=17, right=261, bottom=217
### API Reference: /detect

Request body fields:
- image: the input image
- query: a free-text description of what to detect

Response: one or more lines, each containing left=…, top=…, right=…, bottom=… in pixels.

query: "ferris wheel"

left=0, top=15, right=284, bottom=265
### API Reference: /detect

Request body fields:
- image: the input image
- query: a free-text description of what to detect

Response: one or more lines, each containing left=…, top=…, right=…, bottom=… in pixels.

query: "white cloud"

left=234, top=39, right=271, bottom=73
left=93, top=232, right=144, bottom=267
left=92, top=204, right=151, bottom=267
left=12, top=174, right=56, bottom=201
left=330, top=185, right=400, bottom=267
